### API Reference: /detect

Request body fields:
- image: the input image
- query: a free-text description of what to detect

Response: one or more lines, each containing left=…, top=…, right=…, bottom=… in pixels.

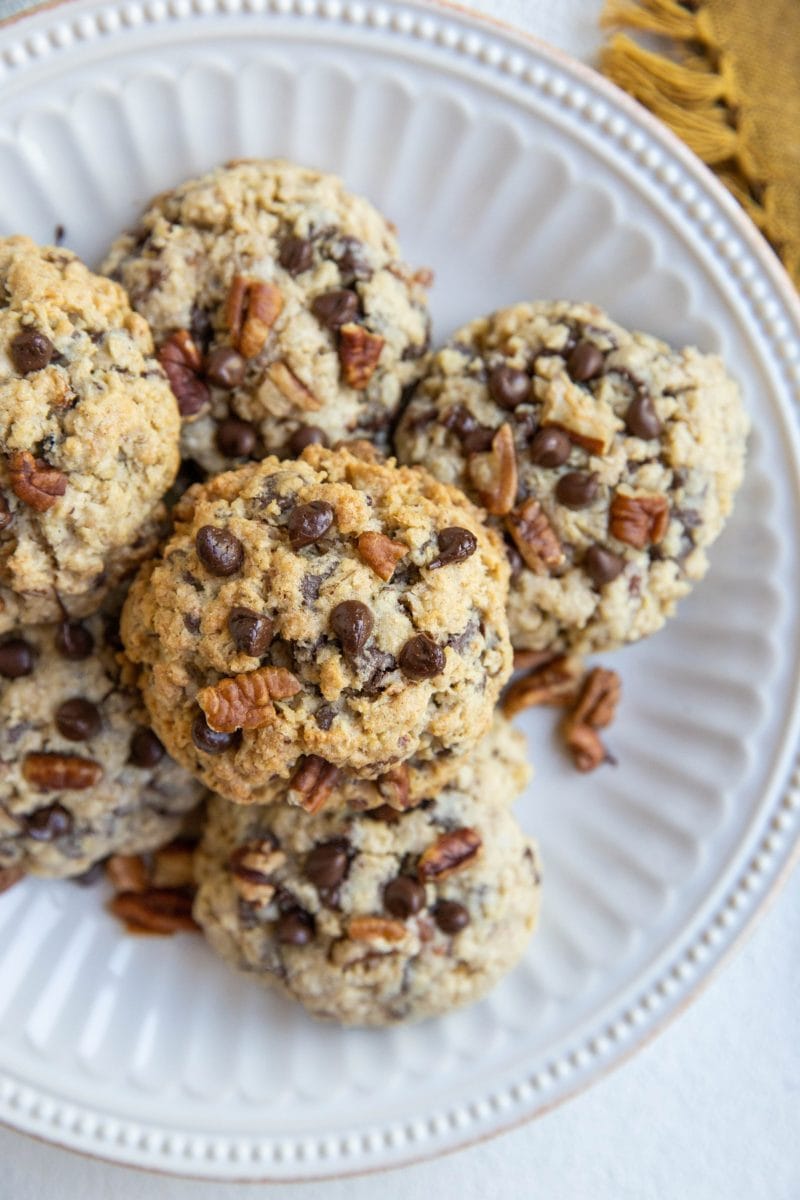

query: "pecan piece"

left=108, top=888, right=198, bottom=935
left=150, top=841, right=196, bottom=889
left=513, top=648, right=562, bottom=672
left=230, top=840, right=285, bottom=907
left=540, top=376, right=620, bottom=455
left=468, top=423, right=518, bottom=515
left=338, top=323, right=384, bottom=389
left=9, top=450, right=67, bottom=512
left=158, top=330, right=209, bottom=417
left=348, top=915, right=407, bottom=943
left=377, top=764, right=414, bottom=811
left=287, top=755, right=340, bottom=814
left=417, top=827, right=482, bottom=882
left=562, top=722, right=607, bottom=773
left=106, top=854, right=149, bottom=894
left=225, top=276, right=283, bottom=358
left=505, top=498, right=564, bottom=574
left=197, top=666, right=300, bottom=732
left=609, top=493, right=669, bottom=549
left=502, top=655, right=581, bottom=717
left=22, top=752, right=103, bottom=790
left=356, top=531, right=408, bottom=581
left=0, top=864, right=24, bottom=895
left=264, top=360, right=322, bottom=413
left=560, top=667, right=621, bottom=772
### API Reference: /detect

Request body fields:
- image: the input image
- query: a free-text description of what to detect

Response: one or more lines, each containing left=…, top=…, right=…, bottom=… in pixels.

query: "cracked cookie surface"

left=0, top=614, right=205, bottom=879
left=102, top=159, right=431, bottom=472
left=0, top=236, right=180, bottom=630
left=193, top=716, right=539, bottom=1026
left=395, top=301, right=749, bottom=654
left=121, top=445, right=512, bottom=805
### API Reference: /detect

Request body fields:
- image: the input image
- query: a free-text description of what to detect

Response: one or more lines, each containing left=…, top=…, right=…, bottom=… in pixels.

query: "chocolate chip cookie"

left=121, top=444, right=512, bottom=805
left=0, top=236, right=181, bottom=630
left=193, top=716, right=540, bottom=1025
left=102, top=159, right=431, bottom=472
left=0, top=615, right=206, bottom=879
left=395, top=301, right=749, bottom=654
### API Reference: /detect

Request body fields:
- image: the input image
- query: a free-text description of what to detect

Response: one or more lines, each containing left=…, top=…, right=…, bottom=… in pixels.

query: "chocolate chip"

left=442, top=404, right=477, bottom=438
left=625, top=394, right=662, bottom=440
left=277, top=910, right=314, bottom=945
left=329, top=600, right=373, bottom=657
left=204, top=346, right=246, bottom=389
left=583, top=545, right=625, bottom=586
left=488, top=364, right=530, bottom=409
left=505, top=538, right=524, bottom=580
left=384, top=875, right=425, bottom=918
left=129, top=727, right=165, bottom=767
left=228, top=606, right=274, bottom=656
left=183, top=613, right=201, bottom=634
left=301, top=574, right=322, bottom=604
left=461, top=426, right=496, bottom=454
left=555, top=471, right=599, bottom=509
left=215, top=418, right=257, bottom=459
left=55, top=698, right=101, bottom=742
left=190, top=305, right=214, bottom=353
left=192, top=711, right=240, bottom=754
left=305, top=840, right=349, bottom=889
left=333, top=236, right=372, bottom=281
left=530, top=427, right=571, bottom=468
left=567, top=341, right=604, bottom=382
left=196, top=526, right=245, bottom=576
left=428, top=527, right=477, bottom=569
left=55, top=621, right=94, bottom=660
left=279, top=235, right=314, bottom=276
left=10, top=329, right=54, bottom=374
left=26, top=803, right=72, bottom=842
left=0, top=493, right=12, bottom=531
left=315, top=704, right=336, bottom=730
left=288, top=425, right=328, bottom=456
left=287, top=500, right=334, bottom=550
left=434, top=900, right=470, bottom=933
left=0, top=638, right=35, bottom=678
left=311, top=289, right=359, bottom=330
left=398, top=634, right=445, bottom=681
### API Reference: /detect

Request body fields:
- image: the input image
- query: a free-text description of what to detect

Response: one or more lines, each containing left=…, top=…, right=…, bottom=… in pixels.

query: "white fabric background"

left=0, top=1, right=798, bottom=1195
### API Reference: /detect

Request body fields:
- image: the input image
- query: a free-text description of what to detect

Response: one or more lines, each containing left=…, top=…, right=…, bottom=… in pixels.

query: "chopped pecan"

left=348, top=915, right=407, bottom=943
left=22, top=752, right=103, bottom=790
left=513, top=648, right=561, bottom=672
left=570, top=667, right=621, bottom=730
left=417, top=827, right=482, bottom=882
left=158, top=330, right=209, bottom=417
left=264, top=360, right=322, bottom=413
left=106, top=854, right=149, bottom=894
left=562, top=721, right=607, bottom=773
left=357, top=531, right=407, bottom=581
left=150, top=841, right=196, bottom=889
left=225, top=276, right=283, bottom=358
left=505, top=498, right=564, bottom=574
left=338, top=323, right=384, bottom=389
left=197, top=666, right=300, bottom=732
left=9, top=450, right=67, bottom=512
left=502, top=655, right=580, bottom=717
left=468, top=423, right=518, bottom=515
left=0, top=864, right=24, bottom=894
left=287, top=755, right=340, bottom=814
left=540, top=376, right=620, bottom=455
left=609, top=493, right=669, bottom=549
left=108, top=888, right=198, bottom=935
left=377, top=764, right=414, bottom=811
left=230, top=840, right=285, bottom=906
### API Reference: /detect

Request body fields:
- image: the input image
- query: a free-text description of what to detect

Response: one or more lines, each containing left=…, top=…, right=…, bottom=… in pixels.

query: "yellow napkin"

left=601, top=0, right=800, bottom=288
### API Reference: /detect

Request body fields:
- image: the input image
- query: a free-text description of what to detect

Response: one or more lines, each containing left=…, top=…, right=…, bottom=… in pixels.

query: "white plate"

left=0, top=0, right=799, bottom=1181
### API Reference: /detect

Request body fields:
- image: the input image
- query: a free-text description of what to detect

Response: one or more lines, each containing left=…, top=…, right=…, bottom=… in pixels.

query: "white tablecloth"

left=0, top=1, right=798, bottom=1196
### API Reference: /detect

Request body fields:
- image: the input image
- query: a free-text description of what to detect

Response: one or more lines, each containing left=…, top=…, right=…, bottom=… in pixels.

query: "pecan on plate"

left=287, top=755, right=341, bottom=814
left=230, top=840, right=285, bottom=907
left=338, top=323, right=384, bottom=389
left=0, top=864, right=24, bottom=895
left=417, top=827, right=482, bottom=882
left=108, top=888, right=198, bottom=935
left=197, top=666, right=300, bottom=733
left=502, top=655, right=581, bottom=717
left=468, top=423, right=518, bottom=516
left=9, top=450, right=67, bottom=512
left=225, top=276, right=283, bottom=359
left=560, top=666, right=621, bottom=772
left=106, top=853, right=149, bottom=893
left=562, top=721, right=607, bottom=773
left=609, top=492, right=669, bottom=550
left=158, top=330, right=209, bottom=417
left=149, top=840, right=196, bottom=889
left=356, top=531, right=407, bottom=581
left=505, top=498, right=564, bottom=574
left=22, top=752, right=103, bottom=790
left=348, top=915, right=407, bottom=943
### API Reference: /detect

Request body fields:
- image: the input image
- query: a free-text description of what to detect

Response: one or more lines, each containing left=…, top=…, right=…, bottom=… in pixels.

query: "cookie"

left=193, top=717, right=540, bottom=1025
left=121, top=444, right=513, bottom=805
left=102, top=159, right=431, bottom=472
left=0, top=615, right=206, bottom=878
left=395, top=301, right=749, bottom=654
left=0, top=236, right=180, bottom=630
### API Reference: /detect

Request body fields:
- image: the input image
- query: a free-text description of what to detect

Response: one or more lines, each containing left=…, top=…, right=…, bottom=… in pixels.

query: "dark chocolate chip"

left=277, top=910, right=314, bottom=945
left=192, top=711, right=240, bottom=755
left=567, top=341, right=605, bottom=382
left=434, top=900, right=470, bottom=933
left=530, top=427, right=571, bottom=468
left=0, top=493, right=12, bottom=531
left=329, top=600, right=373, bottom=657
left=279, top=235, right=314, bottom=276
left=555, top=471, right=599, bottom=510
left=305, top=840, right=349, bottom=889
left=625, top=394, right=662, bottom=440
left=204, top=346, right=246, bottom=390
left=488, top=364, right=531, bottom=409
left=583, top=545, right=625, bottom=586
left=289, top=425, right=328, bottom=456
left=26, top=803, right=72, bottom=842
left=461, top=426, right=496, bottom=454
left=311, top=289, right=359, bottom=330
left=190, top=305, right=214, bottom=353
left=228, top=606, right=274, bottom=657
left=55, top=621, right=94, bottom=660
left=384, top=875, right=425, bottom=918
left=398, top=633, right=445, bottom=681
left=428, top=527, right=477, bottom=569
left=315, top=704, right=336, bottom=730
left=183, top=613, right=201, bottom=634
left=215, top=418, right=257, bottom=459
left=333, top=236, right=372, bottom=281
left=442, top=404, right=477, bottom=438
left=129, top=727, right=165, bottom=767
left=287, top=501, right=334, bottom=550
left=10, top=329, right=54, bottom=374
left=0, top=638, right=35, bottom=679
left=55, top=698, right=101, bottom=742
left=196, top=526, right=245, bottom=576
left=505, top=538, right=524, bottom=580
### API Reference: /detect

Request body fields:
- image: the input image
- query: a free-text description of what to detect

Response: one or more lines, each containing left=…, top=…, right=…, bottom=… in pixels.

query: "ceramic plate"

left=0, top=0, right=799, bottom=1181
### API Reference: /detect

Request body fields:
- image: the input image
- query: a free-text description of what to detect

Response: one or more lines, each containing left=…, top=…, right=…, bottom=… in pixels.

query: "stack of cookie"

left=0, top=158, right=748, bottom=1027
